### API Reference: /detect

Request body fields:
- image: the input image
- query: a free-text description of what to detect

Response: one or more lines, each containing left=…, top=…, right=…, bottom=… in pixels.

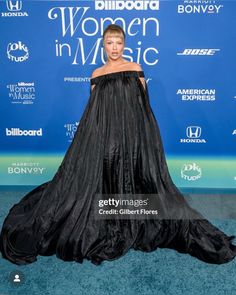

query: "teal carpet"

left=0, top=188, right=236, bottom=295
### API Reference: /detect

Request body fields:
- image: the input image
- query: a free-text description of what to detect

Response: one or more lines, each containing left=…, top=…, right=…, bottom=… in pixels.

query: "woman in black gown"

left=1, top=24, right=236, bottom=266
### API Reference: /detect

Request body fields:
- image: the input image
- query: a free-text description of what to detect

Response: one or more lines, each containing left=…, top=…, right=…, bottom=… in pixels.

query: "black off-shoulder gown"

left=0, top=70, right=236, bottom=265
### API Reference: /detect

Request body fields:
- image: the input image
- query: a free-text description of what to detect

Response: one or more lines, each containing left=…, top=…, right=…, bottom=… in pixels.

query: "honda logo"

left=186, top=126, right=201, bottom=138
left=6, top=0, right=22, bottom=11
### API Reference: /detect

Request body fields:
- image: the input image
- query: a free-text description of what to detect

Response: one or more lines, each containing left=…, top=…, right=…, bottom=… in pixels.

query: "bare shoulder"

left=91, top=62, right=143, bottom=79
left=129, top=62, right=146, bottom=90
left=91, top=66, right=106, bottom=79
left=128, top=62, right=143, bottom=72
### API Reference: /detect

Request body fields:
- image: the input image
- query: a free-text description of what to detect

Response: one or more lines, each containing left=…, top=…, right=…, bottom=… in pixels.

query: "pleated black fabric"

left=1, top=70, right=236, bottom=265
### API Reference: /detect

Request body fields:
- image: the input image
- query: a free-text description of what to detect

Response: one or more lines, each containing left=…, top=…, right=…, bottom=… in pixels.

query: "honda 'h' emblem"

left=6, top=0, right=22, bottom=11
left=186, top=126, right=201, bottom=138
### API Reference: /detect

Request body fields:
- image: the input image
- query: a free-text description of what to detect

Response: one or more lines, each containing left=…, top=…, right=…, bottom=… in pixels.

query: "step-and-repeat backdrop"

left=0, top=0, right=236, bottom=189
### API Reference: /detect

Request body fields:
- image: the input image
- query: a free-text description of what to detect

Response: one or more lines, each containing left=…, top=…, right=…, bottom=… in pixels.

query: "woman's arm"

left=133, top=63, right=146, bottom=91
left=90, top=69, right=99, bottom=91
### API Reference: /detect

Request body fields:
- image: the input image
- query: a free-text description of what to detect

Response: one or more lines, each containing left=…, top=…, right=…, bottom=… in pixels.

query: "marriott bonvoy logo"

left=95, top=0, right=159, bottom=10
left=8, top=162, right=46, bottom=175
left=177, top=0, right=223, bottom=14
left=6, top=128, right=43, bottom=136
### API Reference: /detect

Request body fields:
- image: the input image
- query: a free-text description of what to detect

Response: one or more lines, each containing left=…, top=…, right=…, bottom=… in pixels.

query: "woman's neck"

left=106, top=58, right=127, bottom=68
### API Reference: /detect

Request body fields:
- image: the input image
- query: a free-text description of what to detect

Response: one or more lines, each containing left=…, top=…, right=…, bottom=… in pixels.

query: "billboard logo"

left=7, top=82, right=36, bottom=105
left=95, top=0, right=159, bottom=10
left=6, top=128, right=43, bottom=136
left=64, top=121, right=80, bottom=142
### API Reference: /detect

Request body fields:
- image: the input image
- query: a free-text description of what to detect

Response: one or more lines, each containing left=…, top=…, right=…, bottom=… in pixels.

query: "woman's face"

left=103, top=34, right=125, bottom=61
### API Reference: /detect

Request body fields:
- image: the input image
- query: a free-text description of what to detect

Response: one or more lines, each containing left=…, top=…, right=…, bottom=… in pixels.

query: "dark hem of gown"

left=1, top=70, right=236, bottom=266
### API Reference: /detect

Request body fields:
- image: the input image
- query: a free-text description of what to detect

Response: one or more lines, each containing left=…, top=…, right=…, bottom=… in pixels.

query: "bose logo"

left=177, top=49, right=220, bottom=56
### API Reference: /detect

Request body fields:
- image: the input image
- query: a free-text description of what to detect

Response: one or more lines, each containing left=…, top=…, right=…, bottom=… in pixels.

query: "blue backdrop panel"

left=0, top=0, right=235, bottom=189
